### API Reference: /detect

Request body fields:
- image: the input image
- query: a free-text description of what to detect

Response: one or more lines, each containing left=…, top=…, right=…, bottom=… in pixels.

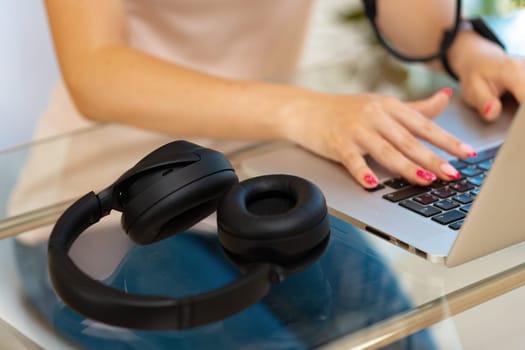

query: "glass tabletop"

left=1, top=124, right=525, bottom=350
left=1, top=9, right=525, bottom=350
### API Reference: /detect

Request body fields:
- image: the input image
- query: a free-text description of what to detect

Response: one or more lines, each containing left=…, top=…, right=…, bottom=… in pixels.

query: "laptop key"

left=462, top=146, right=500, bottom=164
left=365, top=184, right=386, bottom=192
left=460, top=204, right=472, bottom=213
left=431, top=187, right=456, bottom=198
left=434, top=199, right=459, bottom=210
left=449, top=159, right=468, bottom=170
left=470, top=188, right=481, bottom=196
left=460, top=166, right=483, bottom=177
left=449, top=181, right=475, bottom=193
left=453, top=193, right=474, bottom=204
left=449, top=220, right=464, bottom=230
left=414, top=193, right=439, bottom=205
left=400, top=200, right=442, bottom=217
left=432, top=210, right=465, bottom=225
left=383, top=186, right=429, bottom=202
left=383, top=178, right=411, bottom=189
left=477, top=159, right=493, bottom=171
left=429, top=179, right=449, bottom=189
left=467, top=175, right=485, bottom=187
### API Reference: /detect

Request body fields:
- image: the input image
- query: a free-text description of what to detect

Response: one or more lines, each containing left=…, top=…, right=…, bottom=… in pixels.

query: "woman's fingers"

left=388, top=97, right=477, bottom=160
left=406, top=88, right=452, bottom=119
left=460, top=59, right=525, bottom=121
left=354, top=129, right=437, bottom=186
left=294, top=92, right=477, bottom=189
left=499, top=58, right=525, bottom=104
left=376, top=115, right=461, bottom=181
left=335, top=93, right=472, bottom=187
left=461, top=75, right=502, bottom=121
left=337, top=145, right=379, bottom=189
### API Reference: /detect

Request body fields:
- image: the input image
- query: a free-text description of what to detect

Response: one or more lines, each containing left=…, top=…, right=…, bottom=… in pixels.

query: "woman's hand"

left=449, top=31, right=525, bottom=121
left=282, top=89, right=476, bottom=189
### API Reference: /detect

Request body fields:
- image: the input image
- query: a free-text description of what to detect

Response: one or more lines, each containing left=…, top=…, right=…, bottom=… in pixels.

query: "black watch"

left=441, top=17, right=506, bottom=81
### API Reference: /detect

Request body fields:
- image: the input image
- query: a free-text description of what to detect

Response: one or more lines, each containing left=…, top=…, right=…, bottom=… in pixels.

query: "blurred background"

left=0, top=2, right=59, bottom=149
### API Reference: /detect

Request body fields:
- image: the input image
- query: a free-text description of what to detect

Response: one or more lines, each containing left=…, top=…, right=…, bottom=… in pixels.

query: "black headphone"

left=48, top=140, right=330, bottom=330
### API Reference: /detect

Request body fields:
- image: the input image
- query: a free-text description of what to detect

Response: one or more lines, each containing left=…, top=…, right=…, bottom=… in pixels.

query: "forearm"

left=373, top=0, right=507, bottom=79
left=374, top=0, right=456, bottom=57
left=64, top=45, right=313, bottom=141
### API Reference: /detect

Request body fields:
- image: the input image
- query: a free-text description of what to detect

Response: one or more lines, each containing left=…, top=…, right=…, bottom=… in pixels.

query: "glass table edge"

left=2, top=139, right=525, bottom=349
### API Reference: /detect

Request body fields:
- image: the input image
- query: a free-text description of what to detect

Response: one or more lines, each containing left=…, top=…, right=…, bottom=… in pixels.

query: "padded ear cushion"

left=124, top=170, right=237, bottom=244
left=217, top=175, right=329, bottom=264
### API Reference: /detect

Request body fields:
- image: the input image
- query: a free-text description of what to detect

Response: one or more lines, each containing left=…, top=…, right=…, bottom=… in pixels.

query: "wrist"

left=275, top=88, right=327, bottom=143
left=446, top=29, right=477, bottom=80
left=444, top=20, right=506, bottom=81
left=216, top=81, right=314, bottom=141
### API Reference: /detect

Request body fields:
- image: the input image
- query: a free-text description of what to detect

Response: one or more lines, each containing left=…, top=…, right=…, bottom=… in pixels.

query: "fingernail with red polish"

left=440, top=162, right=461, bottom=179
left=441, top=87, right=453, bottom=97
left=416, top=169, right=437, bottom=182
left=364, top=174, right=378, bottom=187
left=459, top=143, right=478, bottom=158
left=483, top=101, right=494, bottom=117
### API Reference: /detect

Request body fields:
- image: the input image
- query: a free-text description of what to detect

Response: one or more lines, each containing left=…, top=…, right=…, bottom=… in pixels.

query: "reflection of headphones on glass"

left=48, top=140, right=330, bottom=330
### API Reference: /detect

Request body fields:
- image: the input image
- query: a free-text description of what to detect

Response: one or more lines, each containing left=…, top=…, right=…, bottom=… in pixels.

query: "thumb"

left=461, top=76, right=502, bottom=121
left=406, top=87, right=453, bottom=119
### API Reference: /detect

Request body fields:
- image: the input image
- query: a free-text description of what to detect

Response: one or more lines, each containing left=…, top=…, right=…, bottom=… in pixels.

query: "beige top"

left=10, top=1, right=314, bottom=245
left=38, top=0, right=314, bottom=137
left=125, top=0, right=313, bottom=81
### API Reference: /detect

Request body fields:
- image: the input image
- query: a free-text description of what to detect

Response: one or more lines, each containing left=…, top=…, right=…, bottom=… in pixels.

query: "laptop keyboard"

left=381, top=145, right=501, bottom=230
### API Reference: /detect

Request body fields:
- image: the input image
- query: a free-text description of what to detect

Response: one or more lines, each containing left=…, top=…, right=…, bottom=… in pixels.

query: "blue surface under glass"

left=15, top=216, right=435, bottom=349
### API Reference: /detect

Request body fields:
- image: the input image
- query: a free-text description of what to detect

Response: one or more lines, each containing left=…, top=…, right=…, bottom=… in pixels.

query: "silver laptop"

left=241, top=98, right=523, bottom=267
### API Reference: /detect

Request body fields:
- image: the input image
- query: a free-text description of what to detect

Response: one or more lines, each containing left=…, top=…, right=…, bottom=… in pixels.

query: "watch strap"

left=441, top=17, right=506, bottom=81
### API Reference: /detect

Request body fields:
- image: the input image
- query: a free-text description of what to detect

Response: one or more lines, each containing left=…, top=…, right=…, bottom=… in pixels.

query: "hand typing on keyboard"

left=382, top=145, right=500, bottom=230
left=286, top=89, right=478, bottom=189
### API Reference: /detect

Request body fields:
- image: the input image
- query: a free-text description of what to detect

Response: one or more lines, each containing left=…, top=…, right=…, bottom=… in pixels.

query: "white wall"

left=0, top=1, right=59, bottom=149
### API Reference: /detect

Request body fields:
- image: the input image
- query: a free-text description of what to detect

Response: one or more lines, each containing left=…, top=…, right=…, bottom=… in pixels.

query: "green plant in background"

left=339, top=0, right=525, bottom=24
left=338, top=6, right=366, bottom=23
left=338, top=5, right=376, bottom=44
left=465, top=0, right=525, bottom=15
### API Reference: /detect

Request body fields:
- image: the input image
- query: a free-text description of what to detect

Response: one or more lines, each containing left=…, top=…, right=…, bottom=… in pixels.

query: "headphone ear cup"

left=122, top=170, right=237, bottom=244
left=217, top=175, right=329, bottom=265
left=119, top=165, right=184, bottom=205
left=129, top=171, right=237, bottom=244
left=118, top=145, right=238, bottom=245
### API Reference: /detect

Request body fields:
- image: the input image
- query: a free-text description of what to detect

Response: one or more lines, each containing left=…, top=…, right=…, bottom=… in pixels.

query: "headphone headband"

left=48, top=192, right=278, bottom=330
